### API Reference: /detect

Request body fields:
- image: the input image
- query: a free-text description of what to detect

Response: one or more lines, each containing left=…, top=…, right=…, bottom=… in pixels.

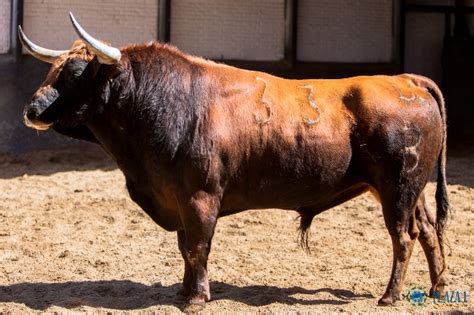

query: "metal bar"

left=158, top=0, right=171, bottom=42
left=11, top=0, right=24, bottom=62
left=445, top=12, right=452, bottom=38
left=400, top=0, right=406, bottom=73
left=284, top=0, right=297, bottom=65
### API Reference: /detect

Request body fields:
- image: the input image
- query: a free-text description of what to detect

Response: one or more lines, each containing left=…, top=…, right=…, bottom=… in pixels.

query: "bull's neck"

left=87, top=54, right=208, bottom=167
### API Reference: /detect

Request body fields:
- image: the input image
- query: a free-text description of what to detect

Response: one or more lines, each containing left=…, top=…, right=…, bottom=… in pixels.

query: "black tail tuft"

left=297, top=211, right=315, bottom=254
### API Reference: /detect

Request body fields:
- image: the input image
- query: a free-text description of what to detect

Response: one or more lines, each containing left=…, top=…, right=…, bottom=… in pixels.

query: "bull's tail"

left=297, top=210, right=315, bottom=254
left=408, top=74, right=450, bottom=255
left=430, top=83, right=450, bottom=257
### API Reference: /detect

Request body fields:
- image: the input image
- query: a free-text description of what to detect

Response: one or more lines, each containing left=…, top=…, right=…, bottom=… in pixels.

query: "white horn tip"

left=69, top=12, right=121, bottom=64
left=17, top=24, right=68, bottom=63
left=17, top=25, right=25, bottom=39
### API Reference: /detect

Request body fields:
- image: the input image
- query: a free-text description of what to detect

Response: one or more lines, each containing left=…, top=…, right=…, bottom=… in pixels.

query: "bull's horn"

left=17, top=26, right=68, bottom=64
left=69, top=12, right=121, bottom=65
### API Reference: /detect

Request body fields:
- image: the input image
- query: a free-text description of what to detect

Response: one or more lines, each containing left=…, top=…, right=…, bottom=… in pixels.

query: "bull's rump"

left=208, top=73, right=443, bottom=212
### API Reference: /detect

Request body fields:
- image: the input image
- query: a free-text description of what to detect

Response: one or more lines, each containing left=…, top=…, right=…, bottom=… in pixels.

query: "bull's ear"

left=69, top=13, right=121, bottom=65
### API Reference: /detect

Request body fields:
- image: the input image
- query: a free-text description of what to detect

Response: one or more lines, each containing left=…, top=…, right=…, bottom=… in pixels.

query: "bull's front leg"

left=177, top=191, right=219, bottom=311
left=176, top=230, right=193, bottom=298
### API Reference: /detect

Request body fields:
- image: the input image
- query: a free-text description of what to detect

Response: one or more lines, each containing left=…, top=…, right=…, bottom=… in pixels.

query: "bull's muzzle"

left=23, top=88, right=58, bottom=131
left=23, top=106, right=53, bottom=131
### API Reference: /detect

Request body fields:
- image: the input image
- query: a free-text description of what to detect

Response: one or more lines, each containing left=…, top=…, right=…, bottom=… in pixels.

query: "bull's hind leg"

left=415, top=192, right=446, bottom=296
left=378, top=187, right=420, bottom=305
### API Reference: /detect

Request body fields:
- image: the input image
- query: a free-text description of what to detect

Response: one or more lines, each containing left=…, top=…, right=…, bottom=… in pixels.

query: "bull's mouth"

left=24, top=115, right=53, bottom=131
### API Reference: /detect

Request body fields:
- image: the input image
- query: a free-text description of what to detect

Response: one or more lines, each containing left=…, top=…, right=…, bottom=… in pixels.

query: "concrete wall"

left=297, top=0, right=393, bottom=62
left=23, top=0, right=158, bottom=50
left=170, top=0, right=285, bottom=60
left=0, top=0, right=10, bottom=53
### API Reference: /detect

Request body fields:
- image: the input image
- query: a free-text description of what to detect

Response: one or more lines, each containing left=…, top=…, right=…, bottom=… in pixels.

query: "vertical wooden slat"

left=445, top=11, right=452, bottom=38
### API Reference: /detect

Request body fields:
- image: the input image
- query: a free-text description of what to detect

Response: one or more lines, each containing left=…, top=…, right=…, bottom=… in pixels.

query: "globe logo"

left=403, top=286, right=428, bottom=306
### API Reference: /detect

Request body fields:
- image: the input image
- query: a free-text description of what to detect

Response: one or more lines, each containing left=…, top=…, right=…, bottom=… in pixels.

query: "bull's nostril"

left=26, top=108, right=38, bottom=120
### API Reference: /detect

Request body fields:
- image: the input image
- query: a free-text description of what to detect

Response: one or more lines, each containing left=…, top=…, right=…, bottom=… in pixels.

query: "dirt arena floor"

left=0, top=143, right=472, bottom=314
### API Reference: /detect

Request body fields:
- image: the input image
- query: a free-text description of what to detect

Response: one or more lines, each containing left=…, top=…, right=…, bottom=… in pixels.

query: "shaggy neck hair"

left=97, top=42, right=210, bottom=159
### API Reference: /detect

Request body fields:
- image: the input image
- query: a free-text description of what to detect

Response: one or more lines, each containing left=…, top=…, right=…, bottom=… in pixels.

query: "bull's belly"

left=220, top=168, right=366, bottom=214
left=218, top=134, right=362, bottom=213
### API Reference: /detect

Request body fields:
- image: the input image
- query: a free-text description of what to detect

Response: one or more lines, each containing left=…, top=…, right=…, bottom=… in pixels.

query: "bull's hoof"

left=182, top=292, right=210, bottom=313
left=182, top=299, right=206, bottom=313
left=430, top=279, right=446, bottom=298
left=429, top=287, right=446, bottom=299
left=176, top=286, right=191, bottom=299
left=377, top=295, right=399, bottom=306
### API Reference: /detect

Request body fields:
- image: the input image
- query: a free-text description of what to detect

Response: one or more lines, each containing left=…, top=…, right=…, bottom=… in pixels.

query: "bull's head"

left=19, top=13, right=121, bottom=131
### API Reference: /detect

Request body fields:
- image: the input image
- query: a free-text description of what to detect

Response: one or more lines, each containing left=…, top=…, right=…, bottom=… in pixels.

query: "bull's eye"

left=72, top=69, right=83, bottom=79
left=64, top=67, right=83, bottom=81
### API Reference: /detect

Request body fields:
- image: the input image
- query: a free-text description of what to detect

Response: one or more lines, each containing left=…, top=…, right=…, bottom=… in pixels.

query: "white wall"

left=0, top=0, right=11, bottom=53
left=170, top=0, right=285, bottom=60
left=23, top=0, right=158, bottom=50
left=297, top=0, right=394, bottom=62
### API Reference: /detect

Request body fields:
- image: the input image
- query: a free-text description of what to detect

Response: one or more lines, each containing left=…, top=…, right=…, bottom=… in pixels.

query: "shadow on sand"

left=0, top=280, right=374, bottom=311
left=0, top=146, right=116, bottom=179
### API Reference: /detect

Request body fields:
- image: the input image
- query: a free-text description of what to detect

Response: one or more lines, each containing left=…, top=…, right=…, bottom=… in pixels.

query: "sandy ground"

left=0, top=143, right=472, bottom=314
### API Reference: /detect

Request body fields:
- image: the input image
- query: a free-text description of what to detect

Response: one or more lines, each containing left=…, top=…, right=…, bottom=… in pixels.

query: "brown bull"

left=19, top=13, right=449, bottom=310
